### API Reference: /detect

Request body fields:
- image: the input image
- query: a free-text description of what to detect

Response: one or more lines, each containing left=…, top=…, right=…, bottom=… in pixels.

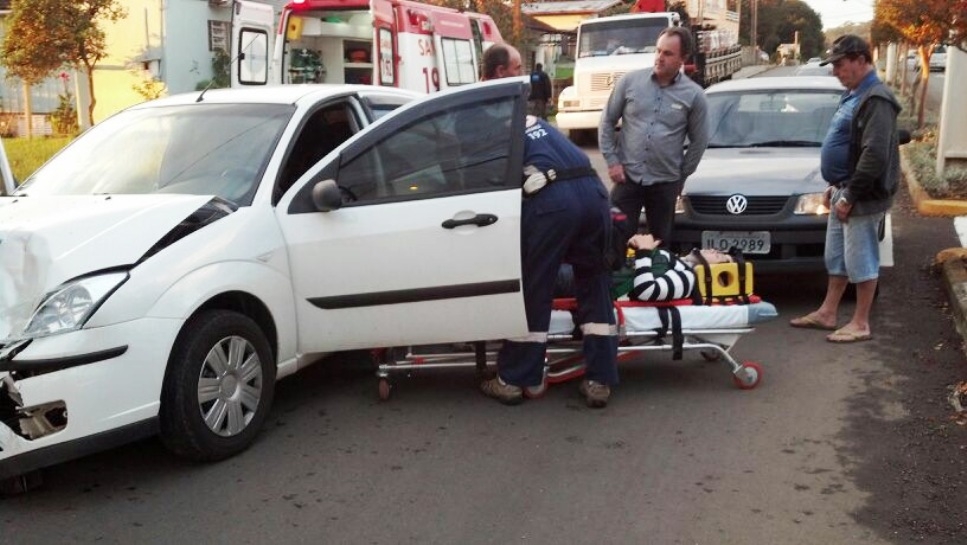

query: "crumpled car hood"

left=684, top=148, right=826, bottom=196
left=0, top=194, right=218, bottom=341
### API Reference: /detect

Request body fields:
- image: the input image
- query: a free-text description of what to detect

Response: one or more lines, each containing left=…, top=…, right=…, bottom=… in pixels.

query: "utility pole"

left=751, top=0, right=758, bottom=64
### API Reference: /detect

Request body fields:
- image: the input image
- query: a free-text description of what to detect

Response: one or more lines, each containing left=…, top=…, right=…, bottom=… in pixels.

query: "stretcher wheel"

left=732, top=362, right=762, bottom=390
left=377, top=378, right=392, bottom=401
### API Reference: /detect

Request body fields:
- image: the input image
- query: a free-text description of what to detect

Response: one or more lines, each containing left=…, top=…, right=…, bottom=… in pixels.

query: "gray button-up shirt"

left=599, top=69, right=709, bottom=186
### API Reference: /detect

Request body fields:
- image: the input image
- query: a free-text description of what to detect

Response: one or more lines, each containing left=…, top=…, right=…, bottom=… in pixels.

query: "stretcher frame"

left=371, top=299, right=764, bottom=400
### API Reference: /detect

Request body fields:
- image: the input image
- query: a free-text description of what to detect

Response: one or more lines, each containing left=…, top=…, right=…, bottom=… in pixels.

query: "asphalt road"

left=4, top=68, right=966, bottom=544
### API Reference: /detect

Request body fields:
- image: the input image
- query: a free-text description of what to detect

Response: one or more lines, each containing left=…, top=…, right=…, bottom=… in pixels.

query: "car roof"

left=706, top=76, right=845, bottom=94
left=127, top=84, right=423, bottom=109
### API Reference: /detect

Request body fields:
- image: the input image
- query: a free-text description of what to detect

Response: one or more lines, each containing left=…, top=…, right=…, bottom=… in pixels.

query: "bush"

left=4, top=136, right=72, bottom=183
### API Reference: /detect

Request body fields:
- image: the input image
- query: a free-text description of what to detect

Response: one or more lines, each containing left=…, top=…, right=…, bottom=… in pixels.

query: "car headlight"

left=794, top=193, right=829, bottom=215
left=23, top=272, right=129, bottom=339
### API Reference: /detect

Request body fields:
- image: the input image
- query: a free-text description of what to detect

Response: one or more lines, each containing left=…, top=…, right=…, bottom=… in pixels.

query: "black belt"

left=547, top=166, right=599, bottom=182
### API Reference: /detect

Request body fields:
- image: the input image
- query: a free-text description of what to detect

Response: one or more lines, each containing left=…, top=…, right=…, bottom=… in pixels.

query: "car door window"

left=275, top=101, right=360, bottom=204
left=336, top=96, right=516, bottom=203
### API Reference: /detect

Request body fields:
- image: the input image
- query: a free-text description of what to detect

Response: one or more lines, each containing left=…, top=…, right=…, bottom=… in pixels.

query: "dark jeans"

left=610, top=179, right=681, bottom=244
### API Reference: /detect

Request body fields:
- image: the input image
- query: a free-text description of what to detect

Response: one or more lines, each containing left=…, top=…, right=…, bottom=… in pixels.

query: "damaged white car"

left=0, top=80, right=531, bottom=485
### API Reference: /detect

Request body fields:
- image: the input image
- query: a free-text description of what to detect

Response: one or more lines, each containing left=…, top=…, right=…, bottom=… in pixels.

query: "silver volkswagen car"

left=670, top=76, right=847, bottom=273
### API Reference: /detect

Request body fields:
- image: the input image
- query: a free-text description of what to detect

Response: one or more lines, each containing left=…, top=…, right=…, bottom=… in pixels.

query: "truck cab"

left=555, top=12, right=676, bottom=143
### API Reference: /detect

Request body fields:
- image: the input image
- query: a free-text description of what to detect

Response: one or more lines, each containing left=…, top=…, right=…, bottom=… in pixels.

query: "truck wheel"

left=160, top=310, right=275, bottom=462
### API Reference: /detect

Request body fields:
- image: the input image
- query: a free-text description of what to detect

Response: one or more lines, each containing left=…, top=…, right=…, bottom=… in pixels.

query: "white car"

left=0, top=80, right=532, bottom=482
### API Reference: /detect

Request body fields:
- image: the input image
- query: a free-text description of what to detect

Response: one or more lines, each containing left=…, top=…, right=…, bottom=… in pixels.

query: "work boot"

left=480, top=377, right=524, bottom=405
left=579, top=379, right=610, bottom=408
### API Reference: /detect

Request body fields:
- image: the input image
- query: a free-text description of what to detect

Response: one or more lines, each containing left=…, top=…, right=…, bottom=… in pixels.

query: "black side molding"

left=308, top=279, right=521, bottom=310
left=1, top=346, right=128, bottom=374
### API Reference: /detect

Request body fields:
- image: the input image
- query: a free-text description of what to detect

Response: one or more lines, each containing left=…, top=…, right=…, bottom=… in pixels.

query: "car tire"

left=160, top=310, right=275, bottom=462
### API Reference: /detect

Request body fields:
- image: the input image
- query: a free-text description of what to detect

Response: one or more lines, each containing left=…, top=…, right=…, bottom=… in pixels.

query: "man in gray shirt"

left=599, top=26, right=709, bottom=246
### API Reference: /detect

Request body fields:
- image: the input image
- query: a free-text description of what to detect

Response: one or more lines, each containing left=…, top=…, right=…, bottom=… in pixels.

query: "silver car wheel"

left=197, top=335, right=264, bottom=437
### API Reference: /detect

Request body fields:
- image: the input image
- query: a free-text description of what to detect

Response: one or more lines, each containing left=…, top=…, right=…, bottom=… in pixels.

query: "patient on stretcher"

left=556, top=234, right=736, bottom=303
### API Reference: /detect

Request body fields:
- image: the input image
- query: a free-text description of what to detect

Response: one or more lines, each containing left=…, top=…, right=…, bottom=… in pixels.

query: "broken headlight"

left=22, top=272, right=128, bottom=339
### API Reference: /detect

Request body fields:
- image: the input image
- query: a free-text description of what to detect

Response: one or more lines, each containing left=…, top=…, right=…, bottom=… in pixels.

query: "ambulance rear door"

left=372, top=0, right=399, bottom=88
left=428, top=10, right=478, bottom=90
left=231, top=0, right=275, bottom=86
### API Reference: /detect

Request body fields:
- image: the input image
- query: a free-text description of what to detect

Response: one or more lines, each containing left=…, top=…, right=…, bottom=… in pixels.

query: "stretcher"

left=371, top=296, right=778, bottom=400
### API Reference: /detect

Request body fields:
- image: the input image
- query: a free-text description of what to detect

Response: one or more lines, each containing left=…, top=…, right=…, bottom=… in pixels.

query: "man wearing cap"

left=789, top=34, right=902, bottom=343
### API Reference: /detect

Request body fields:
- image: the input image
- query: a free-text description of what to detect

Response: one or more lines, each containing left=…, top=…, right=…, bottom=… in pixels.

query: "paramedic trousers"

left=497, top=176, right=619, bottom=388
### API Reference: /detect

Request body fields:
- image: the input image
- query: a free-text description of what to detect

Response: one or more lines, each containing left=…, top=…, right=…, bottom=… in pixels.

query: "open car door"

left=277, top=78, right=529, bottom=352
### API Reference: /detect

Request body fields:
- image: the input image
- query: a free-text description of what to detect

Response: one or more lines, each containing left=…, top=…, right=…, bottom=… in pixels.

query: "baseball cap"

left=819, top=34, right=871, bottom=66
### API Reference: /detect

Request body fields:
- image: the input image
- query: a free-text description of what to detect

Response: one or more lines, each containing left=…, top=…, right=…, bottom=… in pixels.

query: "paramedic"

left=478, top=43, right=619, bottom=408
left=599, top=26, right=709, bottom=245
left=789, top=35, right=901, bottom=343
left=528, top=63, right=552, bottom=119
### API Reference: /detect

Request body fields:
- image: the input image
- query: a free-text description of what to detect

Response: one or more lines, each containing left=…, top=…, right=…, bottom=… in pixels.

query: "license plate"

left=701, top=231, right=771, bottom=254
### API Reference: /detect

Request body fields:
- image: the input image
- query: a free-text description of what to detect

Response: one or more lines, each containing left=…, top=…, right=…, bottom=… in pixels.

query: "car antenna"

left=196, top=49, right=245, bottom=103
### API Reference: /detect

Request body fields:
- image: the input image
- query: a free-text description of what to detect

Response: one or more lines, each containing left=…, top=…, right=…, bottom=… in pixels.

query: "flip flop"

left=789, top=313, right=837, bottom=331
left=826, top=328, right=873, bottom=343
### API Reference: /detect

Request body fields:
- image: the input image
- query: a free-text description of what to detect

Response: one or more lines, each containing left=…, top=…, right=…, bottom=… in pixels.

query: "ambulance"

left=231, top=0, right=504, bottom=94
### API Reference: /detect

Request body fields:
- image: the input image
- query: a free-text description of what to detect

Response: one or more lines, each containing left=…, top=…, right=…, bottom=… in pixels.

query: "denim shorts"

left=824, top=210, right=884, bottom=283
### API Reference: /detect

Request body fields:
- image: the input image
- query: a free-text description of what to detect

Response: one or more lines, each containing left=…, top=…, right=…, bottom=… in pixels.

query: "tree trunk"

left=22, top=83, right=33, bottom=139
left=917, top=65, right=929, bottom=130
left=85, top=63, right=96, bottom=127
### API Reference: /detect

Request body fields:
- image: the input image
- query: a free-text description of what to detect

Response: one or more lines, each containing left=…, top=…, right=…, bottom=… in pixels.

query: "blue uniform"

left=497, top=119, right=619, bottom=387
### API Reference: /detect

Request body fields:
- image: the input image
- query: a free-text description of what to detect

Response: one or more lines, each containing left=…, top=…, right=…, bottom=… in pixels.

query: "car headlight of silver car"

left=794, top=193, right=829, bottom=215
left=23, top=272, right=129, bottom=339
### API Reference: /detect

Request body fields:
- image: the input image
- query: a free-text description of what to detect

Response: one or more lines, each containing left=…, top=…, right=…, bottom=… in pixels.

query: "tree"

left=877, top=0, right=957, bottom=128
left=738, top=0, right=824, bottom=60
left=0, top=0, right=126, bottom=128
left=0, top=0, right=75, bottom=137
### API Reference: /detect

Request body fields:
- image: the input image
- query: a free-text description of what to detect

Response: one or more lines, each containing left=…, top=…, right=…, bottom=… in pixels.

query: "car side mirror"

left=898, top=129, right=911, bottom=146
left=311, top=179, right=343, bottom=212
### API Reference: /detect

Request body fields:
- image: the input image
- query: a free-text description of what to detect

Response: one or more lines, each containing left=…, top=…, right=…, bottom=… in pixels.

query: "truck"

left=231, top=0, right=503, bottom=94
left=555, top=3, right=741, bottom=142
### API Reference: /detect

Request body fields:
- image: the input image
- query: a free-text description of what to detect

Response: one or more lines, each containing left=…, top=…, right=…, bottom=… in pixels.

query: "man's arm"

left=680, top=89, right=710, bottom=181
left=598, top=76, right=627, bottom=168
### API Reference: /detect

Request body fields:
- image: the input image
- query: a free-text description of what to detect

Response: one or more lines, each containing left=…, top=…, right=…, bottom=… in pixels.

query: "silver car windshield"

left=707, top=90, right=842, bottom=148
left=18, top=103, right=293, bottom=205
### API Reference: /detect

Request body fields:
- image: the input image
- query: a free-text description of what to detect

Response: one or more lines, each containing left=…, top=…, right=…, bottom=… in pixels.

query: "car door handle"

left=441, top=213, right=498, bottom=229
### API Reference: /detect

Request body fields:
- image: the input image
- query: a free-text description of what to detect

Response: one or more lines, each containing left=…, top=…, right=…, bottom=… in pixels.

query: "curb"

left=902, top=148, right=967, bottom=348
left=900, top=147, right=967, bottom=216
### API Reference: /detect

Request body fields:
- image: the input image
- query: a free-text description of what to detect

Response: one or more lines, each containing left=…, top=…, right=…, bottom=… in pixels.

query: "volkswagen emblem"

left=726, top=194, right=748, bottom=215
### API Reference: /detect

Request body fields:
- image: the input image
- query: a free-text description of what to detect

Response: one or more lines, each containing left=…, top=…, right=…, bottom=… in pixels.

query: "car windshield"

left=706, top=89, right=843, bottom=148
left=18, top=103, right=293, bottom=205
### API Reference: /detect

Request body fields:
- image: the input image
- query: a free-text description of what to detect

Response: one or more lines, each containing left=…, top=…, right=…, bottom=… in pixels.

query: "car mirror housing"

left=312, top=179, right=344, bottom=212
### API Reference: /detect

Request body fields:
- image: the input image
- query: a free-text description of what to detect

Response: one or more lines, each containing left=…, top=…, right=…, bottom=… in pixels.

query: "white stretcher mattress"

left=549, top=301, right=778, bottom=335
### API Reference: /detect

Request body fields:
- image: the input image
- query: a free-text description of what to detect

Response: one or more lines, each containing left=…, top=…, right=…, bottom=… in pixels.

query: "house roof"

left=522, top=0, right=623, bottom=16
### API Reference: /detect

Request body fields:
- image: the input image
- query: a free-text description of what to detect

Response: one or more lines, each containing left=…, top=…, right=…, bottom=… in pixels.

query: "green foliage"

left=50, top=92, right=79, bottom=135
left=739, top=0, right=824, bottom=59
left=133, top=76, right=167, bottom=100
left=5, top=136, right=72, bottom=182
left=906, top=134, right=967, bottom=199
left=0, top=0, right=75, bottom=85
left=1, top=0, right=127, bottom=126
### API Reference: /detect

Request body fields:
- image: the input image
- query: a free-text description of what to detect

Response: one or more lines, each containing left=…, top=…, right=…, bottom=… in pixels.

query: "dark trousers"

left=610, top=179, right=681, bottom=244
left=530, top=99, right=548, bottom=119
left=497, top=178, right=619, bottom=387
